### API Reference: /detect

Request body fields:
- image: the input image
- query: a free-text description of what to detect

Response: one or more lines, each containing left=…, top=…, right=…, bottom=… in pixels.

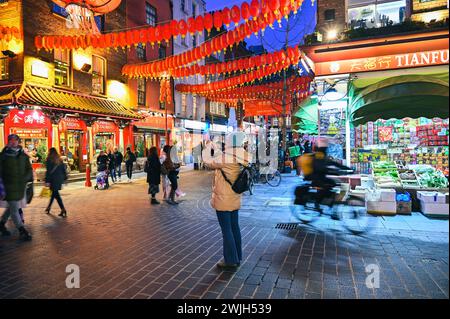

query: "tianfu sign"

left=317, top=49, right=449, bottom=75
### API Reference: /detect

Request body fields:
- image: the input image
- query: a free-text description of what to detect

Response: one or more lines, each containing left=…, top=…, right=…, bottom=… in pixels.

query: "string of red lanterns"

left=175, top=52, right=306, bottom=95
left=35, top=0, right=304, bottom=52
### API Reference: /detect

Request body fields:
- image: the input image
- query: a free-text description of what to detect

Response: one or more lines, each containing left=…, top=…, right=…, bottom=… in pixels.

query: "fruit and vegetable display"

left=411, top=165, right=449, bottom=189
left=372, top=161, right=402, bottom=187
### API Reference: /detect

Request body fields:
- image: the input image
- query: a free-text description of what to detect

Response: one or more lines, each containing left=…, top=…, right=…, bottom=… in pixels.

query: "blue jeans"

left=113, top=164, right=122, bottom=179
left=216, top=210, right=242, bottom=265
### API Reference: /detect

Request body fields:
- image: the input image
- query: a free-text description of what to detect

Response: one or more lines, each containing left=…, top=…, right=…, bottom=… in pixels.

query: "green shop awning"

left=294, top=97, right=319, bottom=135
left=349, top=73, right=449, bottom=126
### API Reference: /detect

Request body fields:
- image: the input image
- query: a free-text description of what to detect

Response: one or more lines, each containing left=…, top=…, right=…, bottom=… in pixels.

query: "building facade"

left=0, top=0, right=141, bottom=175
left=126, top=0, right=175, bottom=157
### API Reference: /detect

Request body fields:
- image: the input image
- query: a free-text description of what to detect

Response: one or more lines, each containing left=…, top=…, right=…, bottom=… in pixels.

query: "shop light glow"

left=326, top=29, right=338, bottom=41
left=73, top=52, right=92, bottom=71
left=107, top=80, right=127, bottom=100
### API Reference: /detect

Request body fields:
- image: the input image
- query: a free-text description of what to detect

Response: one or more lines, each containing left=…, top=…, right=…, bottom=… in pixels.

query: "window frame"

left=159, top=45, right=167, bottom=59
left=146, top=2, right=157, bottom=27
left=53, top=49, right=71, bottom=88
left=137, top=78, right=146, bottom=106
left=92, top=55, right=106, bottom=95
left=136, top=43, right=146, bottom=61
left=0, top=57, right=9, bottom=81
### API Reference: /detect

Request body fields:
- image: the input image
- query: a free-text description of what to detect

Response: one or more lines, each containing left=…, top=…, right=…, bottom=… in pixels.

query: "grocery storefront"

left=304, top=29, right=449, bottom=217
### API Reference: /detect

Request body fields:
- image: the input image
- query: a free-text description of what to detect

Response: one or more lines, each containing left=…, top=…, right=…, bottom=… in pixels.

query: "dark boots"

left=0, top=221, right=11, bottom=236
left=18, top=227, right=32, bottom=241
left=167, top=189, right=178, bottom=205
left=151, top=197, right=160, bottom=205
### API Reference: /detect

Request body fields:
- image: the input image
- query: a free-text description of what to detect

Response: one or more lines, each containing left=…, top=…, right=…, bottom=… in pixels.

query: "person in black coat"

left=45, top=148, right=68, bottom=217
left=146, top=147, right=161, bottom=205
left=107, top=149, right=116, bottom=183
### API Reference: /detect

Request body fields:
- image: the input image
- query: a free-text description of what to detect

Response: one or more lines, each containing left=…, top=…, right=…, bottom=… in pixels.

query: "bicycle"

left=260, top=165, right=282, bottom=187
left=290, top=170, right=374, bottom=235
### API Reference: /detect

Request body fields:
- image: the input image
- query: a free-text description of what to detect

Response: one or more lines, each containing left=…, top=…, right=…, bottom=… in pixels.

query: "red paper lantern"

left=155, top=25, right=163, bottom=43
left=205, top=41, right=213, bottom=56
left=178, top=19, right=188, bottom=38
left=187, top=17, right=196, bottom=35
left=132, top=30, right=140, bottom=45
left=126, top=30, right=133, bottom=46
left=204, top=13, right=213, bottom=33
left=213, top=11, right=223, bottom=31
left=170, top=20, right=179, bottom=37
left=118, top=32, right=127, bottom=47
left=104, top=33, right=113, bottom=47
left=261, top=0, right=270, bottom=17
left=195, top=15, right=204, bottom=34
left=163, top=24, right=172, bottom=43
left=147, top=27, right=155, bottom=44
left=250, top=0, right=260, bottom=20
left=241, top=2, right=251, bottom=22
left=231, top=5, right=241, bottom=25
left=35, top=36, right=43, bottom=50
left=269, top=0, right=280, bottom=14
left=222, top=7, right=232, bottom=27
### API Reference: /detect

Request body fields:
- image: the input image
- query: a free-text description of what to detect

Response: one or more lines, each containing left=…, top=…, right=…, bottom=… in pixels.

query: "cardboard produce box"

left=367, top=201, right=397, bottom=215
left=420, top=200, right=449, bottom=218
left=380, top=189, right=396, bottom=202
left=396, top=201, right=412, bottom=215
left=417, top=191, right=447, bottom=204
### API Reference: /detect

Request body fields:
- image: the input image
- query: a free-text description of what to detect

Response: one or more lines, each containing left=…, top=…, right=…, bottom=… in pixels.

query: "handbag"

left=160, top=163, right=168, bottom=176
left=26, top=182, right=34, bottom=204
left=40, top=186, right=52, bottom=198
left=220, top=165, right=251, bottom=194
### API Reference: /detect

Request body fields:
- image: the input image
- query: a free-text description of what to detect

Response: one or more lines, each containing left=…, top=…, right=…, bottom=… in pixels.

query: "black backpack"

left=220, top=165, right=251, bottom=194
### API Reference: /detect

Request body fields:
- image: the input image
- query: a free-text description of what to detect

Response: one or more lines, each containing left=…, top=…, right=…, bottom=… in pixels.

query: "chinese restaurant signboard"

left=316, top=49, right=449, bottom=75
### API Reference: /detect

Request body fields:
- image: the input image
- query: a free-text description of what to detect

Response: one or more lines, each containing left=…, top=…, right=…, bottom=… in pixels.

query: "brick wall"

left=316, top=0, right=347, bottom=35
left=0, top=0, right=23, bottom=84
left=21, top=0, right=127, bottom=97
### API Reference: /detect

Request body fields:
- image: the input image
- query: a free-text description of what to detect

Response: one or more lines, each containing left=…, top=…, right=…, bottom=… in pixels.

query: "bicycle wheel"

left=338, top=195, right=374, bottom=235
left=290, top=202, right=321, bottom=224
left=266, top=170, right=281, bottom=187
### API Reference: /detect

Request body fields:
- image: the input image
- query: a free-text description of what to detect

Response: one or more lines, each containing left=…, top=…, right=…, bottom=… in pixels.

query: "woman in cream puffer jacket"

left=202, top=134, right=251, bottom=270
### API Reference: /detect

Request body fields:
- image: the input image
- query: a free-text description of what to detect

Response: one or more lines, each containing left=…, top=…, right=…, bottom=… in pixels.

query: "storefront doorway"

left=60, top=130, right=83, bottom=172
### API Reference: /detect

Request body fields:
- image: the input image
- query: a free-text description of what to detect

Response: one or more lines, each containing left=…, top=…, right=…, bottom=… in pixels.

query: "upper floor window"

left=324, top=9, right=336, bottom=21
left=54, top=49, right=71, bottom=87
left=192, top=2, right=197, bottom=18
left=192, top=34, right=197, bottom=47
left=0, top=58, right=9, bottom=80
left=146, top=3, right=157, bottom=26
left=181, top=0, right=186, bottom=13
left=137, top=78, right=146, bottom=106
left=136, top=43, right=146, bottom=60
left=348, top=0, right=406, bottom=29
left=159, top=45, right=167, bottom=59
left=92, top=55, right=106, bottom=95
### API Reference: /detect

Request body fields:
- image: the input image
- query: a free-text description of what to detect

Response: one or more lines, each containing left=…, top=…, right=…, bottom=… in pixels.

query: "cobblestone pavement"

left=0, top=170, right=448, bottom=299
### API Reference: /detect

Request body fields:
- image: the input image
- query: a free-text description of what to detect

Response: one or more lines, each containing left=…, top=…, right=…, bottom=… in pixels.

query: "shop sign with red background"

left=133, top=115, right=174, bottom=130
left=92, top=120, right=118, bottom=134
left=3, top=109, right=52, bottom=145
left=59, top=116, right=86, bottom=131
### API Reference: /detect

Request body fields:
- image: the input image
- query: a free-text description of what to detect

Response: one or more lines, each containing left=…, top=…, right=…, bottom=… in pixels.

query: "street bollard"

left=85, top=164, right=92, bottom=187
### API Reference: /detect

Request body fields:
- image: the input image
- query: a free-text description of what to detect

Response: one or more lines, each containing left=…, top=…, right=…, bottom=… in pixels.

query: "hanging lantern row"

left=35, top=0, right=304, bottom=53
left=200, top=76, right=311, bottom=102
left=175, top=55, right=307, bottom=95
left=0, top=25, right=21, bottom=42
left=122, top=6, right=298, bottom=81
left=159, top=46, right=301, bottom=79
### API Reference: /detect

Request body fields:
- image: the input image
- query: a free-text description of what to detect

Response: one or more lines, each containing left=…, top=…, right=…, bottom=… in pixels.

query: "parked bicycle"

left=290, top=170, right=374, bottom=235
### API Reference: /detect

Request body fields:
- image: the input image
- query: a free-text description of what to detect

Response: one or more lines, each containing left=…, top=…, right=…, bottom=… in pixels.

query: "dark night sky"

left=205, top=0, right=317, bottom=52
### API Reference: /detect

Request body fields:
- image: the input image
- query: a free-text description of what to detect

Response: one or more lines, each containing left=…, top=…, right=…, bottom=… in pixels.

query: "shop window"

left=54, top=49, right=71, bottom=87
left=136, top=43, right=146, bottom=61
left=137, top=78, right=146, bottom=106
left=92, top=55, right=106, bottom=95
left=192, top=34, right=197, bottom=48
left=324, top=9, right=336, bottom=21
left=0, top=58, right=8, bottom=80
left=146, top=3, right=157, bottom=26
left=159, top=45, right=166, bottom=59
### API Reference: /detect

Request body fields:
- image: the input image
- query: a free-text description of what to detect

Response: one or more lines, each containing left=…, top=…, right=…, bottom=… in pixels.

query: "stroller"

left=94, top=170, right=109, bottom=190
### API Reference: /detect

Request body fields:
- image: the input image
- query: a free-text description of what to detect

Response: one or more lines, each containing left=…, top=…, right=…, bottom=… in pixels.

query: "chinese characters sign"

left=316, top=49, right=449, bottom=75
left=10, top=128, right=47, bottom=138
left=7, top=110, right=48, bottom=128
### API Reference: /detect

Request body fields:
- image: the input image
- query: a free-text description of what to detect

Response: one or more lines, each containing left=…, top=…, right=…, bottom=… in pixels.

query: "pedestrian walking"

left=160, top=146, right=170, bottom=200
left=107, top=149, right=116, bottom=183
left=202, top=132, right=251, bottom=271
left=162, top=145, right=180, bottom=205
left=0, top=134, right=33, bottom=240
left=96, top=150, right=110, bottom=188
left=124, top=147, right=136, bottom=183
left=146, top=147, right=161, bottom=205
left=113, top=147, right=123, bottom=182
left=44, top=148, right=68, bottom=217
